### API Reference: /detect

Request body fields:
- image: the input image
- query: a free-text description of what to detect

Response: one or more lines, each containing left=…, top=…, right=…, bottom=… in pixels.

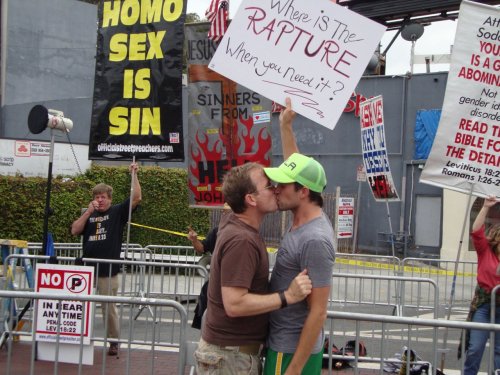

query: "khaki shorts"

left=194, top=338, right=263, bottom=375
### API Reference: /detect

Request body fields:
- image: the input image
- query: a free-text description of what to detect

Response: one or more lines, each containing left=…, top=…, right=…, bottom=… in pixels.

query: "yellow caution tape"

left=130, top=224, right=474, bottom=275
left=130, top=222, right=279, bottom=253
left=335, top=258, right=476, bottom=277
left=130, top=222, right=203, bottom=239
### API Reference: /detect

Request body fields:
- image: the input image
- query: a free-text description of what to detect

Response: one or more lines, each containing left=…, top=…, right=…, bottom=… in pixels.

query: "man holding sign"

left=264, top=98, right=335, bottom=374
left=71, top=162, right=142, bottom=356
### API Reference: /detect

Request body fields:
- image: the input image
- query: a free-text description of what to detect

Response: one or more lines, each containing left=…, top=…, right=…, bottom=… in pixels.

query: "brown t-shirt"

left=202, top=212, right=270, bottom=346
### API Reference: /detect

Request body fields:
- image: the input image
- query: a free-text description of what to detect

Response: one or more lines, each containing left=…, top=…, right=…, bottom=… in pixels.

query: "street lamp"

left=401, top=23, right=425, bottom=74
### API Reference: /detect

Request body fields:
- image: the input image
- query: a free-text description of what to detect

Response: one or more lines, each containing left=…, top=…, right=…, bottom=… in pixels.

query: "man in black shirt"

left=71, top=162, right=141, bottom=356
left=187, top=226, right=218, bottom=329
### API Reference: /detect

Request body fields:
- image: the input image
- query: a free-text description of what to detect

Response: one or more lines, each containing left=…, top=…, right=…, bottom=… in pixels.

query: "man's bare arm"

left=130, top=162, right=142, bottom=209
left=221, top=270, right=311, bottom=317
left=71, top=201, right=96, bottom=236
left=279, top=97, right=299, bottom=159
left=187, top=227, right=205, bottom=254
left=285, top=286, right=330, bottom=375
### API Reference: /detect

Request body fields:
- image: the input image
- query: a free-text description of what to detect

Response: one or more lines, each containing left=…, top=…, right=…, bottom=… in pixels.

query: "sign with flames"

left=186, top=24, right=273, bottom=207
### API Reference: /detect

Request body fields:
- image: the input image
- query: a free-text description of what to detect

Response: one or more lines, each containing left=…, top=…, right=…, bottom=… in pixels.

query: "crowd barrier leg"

left=0, top=240, right=34, bottom=349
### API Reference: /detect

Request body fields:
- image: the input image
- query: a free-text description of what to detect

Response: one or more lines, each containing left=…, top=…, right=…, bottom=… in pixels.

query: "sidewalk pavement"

left=0, top=341, right=382, bottom=375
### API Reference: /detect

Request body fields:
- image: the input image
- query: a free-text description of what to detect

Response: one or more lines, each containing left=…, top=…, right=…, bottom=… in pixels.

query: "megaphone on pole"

left=28, top=105, right=73, bottom=134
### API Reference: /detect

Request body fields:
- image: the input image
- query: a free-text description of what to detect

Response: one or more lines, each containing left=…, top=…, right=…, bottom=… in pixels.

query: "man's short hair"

left=294, top=182, right=324, bottom=207
left=222, top=163, right=261, bottom=213
left=92, top=183, right=113, bottom=199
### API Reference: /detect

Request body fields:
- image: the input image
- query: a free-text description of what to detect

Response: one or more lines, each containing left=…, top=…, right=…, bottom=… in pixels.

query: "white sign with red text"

left=337, top=197, right=354, bottom=238
left=35, top=264, right=94, bottom=345
left=208, top=0, right=386, bottom=130
left=420, top=1, right=500, bottom=197
left=356, top=164, right=366, bottom=182
left=0, top=139, right=91, bottom=177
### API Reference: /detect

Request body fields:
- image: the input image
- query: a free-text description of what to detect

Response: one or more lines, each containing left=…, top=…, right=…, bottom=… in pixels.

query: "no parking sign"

left=337, top=197, right=355, bottom=238
left=35, top=264, right=94, bottom=344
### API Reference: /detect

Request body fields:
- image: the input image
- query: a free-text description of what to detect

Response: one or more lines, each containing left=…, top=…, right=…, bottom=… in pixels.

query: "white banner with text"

left=420, top=1, right=500, bottom=197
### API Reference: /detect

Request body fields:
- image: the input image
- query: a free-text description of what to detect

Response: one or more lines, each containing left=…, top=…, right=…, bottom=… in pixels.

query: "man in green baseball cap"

left=263, top=152, right=327, bottom=194
left=263, top=98, right=336, bottom=375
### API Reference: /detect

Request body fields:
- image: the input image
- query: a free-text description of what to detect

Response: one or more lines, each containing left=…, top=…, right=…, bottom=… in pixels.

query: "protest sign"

left=420, top=1, right=500, bottom=197
left=208, top=0, right=385, bottom=130
left=89, top=0, right=185, bottom=161
left=359, top=96, right=399, bottom=202
left=186, top=23, right=272, bottom=207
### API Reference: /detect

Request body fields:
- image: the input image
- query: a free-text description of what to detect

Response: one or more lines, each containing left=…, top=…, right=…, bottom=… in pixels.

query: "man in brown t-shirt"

left=195, top=162, right=312, bottom=374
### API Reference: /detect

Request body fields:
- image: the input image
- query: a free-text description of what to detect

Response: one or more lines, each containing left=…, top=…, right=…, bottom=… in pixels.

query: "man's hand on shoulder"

left=285, top=269, right=312, bottom=304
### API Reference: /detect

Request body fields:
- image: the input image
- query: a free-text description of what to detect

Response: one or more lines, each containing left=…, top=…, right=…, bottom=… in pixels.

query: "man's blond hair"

left=92, top=183, right=113, bottom=199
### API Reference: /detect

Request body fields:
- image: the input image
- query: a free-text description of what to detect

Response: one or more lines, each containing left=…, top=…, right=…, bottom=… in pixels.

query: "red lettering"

left=334, top=50, right=357, bottom=78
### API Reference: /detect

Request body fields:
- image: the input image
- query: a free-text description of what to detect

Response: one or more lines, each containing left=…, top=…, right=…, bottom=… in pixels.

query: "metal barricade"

left=334, top=253, right=401, bottom=276
left=1, top=254, right=208, bottom=361
left=3, top=253, right=208, bottom=298
left=324, top=309, right=500, bottom=375
left=144, top=245, right=200, bottom=264
left=330, top=272, right=439, bottom=318
left=0, top=290, right=188, bottom=375
left=488, top=284, right=500, bottom=375
left=28, top=243, right=143, bottom=259
left=401, top=257, right=477, bottom=316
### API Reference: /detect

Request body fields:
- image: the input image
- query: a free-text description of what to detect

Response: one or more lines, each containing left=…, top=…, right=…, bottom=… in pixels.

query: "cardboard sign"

left=208, top=0, right=386, bottom=129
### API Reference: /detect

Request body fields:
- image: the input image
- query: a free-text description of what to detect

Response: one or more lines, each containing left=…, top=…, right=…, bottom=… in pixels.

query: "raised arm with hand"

left=71, top=200, right=97, bottom=236
left=187, top=227, right=205, bottom=254
left=129, top=162, right=142, bottom=209
left=279, top=97, right=299, bottom=159
left=472, top=196, right=498, bottom=232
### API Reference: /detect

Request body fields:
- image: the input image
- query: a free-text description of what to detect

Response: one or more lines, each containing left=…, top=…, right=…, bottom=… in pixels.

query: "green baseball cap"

left=264, top=153, right=327, bottom=193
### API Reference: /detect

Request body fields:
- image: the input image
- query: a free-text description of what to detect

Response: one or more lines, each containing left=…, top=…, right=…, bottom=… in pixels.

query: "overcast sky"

left=187, top=0, right=457, bottom=75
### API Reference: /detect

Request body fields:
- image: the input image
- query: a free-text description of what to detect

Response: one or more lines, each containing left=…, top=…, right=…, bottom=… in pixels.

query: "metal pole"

left=440, top=183, right=475, bottom=371
left=334, top=186, right=340, bottom=254
left=352, top=181, right=362, bottom=254
left=385, top=199, right=395, bottom=258
left=410, top=40, right=416, bottom=74
left=41, top=131, right=56, bottom=256
left=124, top=155, right=136, bottom=259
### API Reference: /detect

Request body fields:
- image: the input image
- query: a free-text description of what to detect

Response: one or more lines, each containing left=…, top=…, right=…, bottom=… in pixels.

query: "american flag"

left=205, top=0, right=229, bottom=42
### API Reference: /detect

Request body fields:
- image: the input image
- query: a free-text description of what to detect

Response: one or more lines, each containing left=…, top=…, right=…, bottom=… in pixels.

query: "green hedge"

left=0, top=165, right=210, bottom=247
